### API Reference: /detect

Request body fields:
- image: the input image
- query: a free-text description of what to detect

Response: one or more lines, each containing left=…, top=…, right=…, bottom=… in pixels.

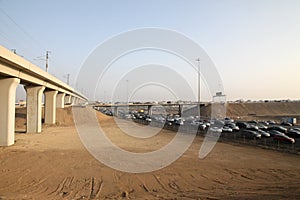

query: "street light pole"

left=45, top=51, right=51, bottom=72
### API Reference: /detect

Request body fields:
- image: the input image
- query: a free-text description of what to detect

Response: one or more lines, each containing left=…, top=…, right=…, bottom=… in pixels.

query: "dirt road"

left=0, top=107, right=299, bottom=199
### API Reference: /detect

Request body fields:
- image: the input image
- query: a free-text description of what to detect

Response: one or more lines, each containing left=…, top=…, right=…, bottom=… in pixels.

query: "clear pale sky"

left=0, top=0, right=300, bottom=102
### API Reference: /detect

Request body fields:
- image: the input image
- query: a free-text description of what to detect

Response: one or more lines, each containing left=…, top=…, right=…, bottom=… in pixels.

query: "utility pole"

left=196, top=58, right=200, bottom=103
left=45, top=51, right=51, bottom=72
left=196, top=58, right=201, bottom=117
left=126, top=80, right=129, bottom=102
left=66, top=73, right=70, bottom=85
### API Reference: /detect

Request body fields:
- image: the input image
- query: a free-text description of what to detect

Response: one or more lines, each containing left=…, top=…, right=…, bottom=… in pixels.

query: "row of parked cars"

left=209, top=119, right=298, bottom=144
left=97, top=108, right=298, bottom=144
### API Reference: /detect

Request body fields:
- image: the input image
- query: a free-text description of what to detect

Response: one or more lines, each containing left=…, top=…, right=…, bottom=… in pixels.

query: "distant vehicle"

left=227, top=124, right=239, bottom=132
left=240, top=130, right=261, bottom=139
left=174, top=118, right=184, bottom=126
left=248, top=120, right=258, bottom=124
left=190, top=120, right=206, bottom=130
left=246, top=124, right=259, bottom=131
left=257, top=123, right=268, bottom=130
left=267, top=126, right=287, bottom=133
left=286, top=129, right=300, bottom=138
left=257, top=129, right=270, bottom=137
left=281, top=122, right=293, bottom=126
left=224, top=117, right=234, bottom=124
left=236, top=121, right=248, bottom=129
left=268, top=130, right=285, bottom=137
left=291, top=128, right=300, bottom=132
left=259, top=121, right=269, bottom=126
left=222, top=126, right=233, bottom=132
left=209, top=126, right=222, bottom=133
left=282, top=117, right=297, bottom=125
left=273, top=134, right=295, bottom=144
left=145, top=117, right=152, bottom=122
left=267, top=120, right=276, bottom=125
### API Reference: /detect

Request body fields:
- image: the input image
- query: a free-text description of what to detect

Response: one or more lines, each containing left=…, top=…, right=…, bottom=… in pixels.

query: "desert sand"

left=0, top=107, right=299, bottom=199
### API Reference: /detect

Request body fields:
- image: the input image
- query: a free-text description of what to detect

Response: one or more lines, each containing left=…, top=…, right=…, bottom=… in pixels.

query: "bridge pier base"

left=0, top=78, right=20, bottom=146
left=45, top=90, right=58, bottom=124
left=25, top=85, right=45, bottom=133
left=56, top=93, right=65, bottom=108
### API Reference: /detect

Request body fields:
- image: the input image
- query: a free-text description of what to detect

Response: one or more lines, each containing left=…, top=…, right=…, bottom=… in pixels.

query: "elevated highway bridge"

left=0, top=45, right=88, bottom=146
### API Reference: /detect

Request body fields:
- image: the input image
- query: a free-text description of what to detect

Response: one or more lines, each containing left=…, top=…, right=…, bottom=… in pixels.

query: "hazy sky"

left=0, top=0, right=299, bottom=102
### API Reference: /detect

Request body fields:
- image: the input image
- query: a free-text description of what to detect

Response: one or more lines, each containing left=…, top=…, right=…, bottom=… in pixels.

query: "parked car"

left=273, top=134, right=295, bottom=144
left=236, top=121, right=248, bottom=129
left=281, top=122, right=293, bottom=126
left=224, top=117, right=234, bottom=123
left=257, top=129, right=270, bottom=137
left=286, top=129, right=300, bottom=138
left=292, top=127, right=300, bottom=131
left=248, top=120, right=258, bottom=124
left=240, top=130, right=261, bottom=139
left=267, top=126, right=287, bottom=133
left=190, top=120, right=206, bottom=130
left=268, top=130, right=285, bottom=137
left=267, top=120, right=276, bottom=125
left=257, top=123, right=268, bottom=130
left=222, top=126, right=233, bottom=132
left=259, top=121, right=269, bottom=126
left=227, top=123, right=240, bottom=132
left=208, top=126, right=222, bottom=133
left=246, top=124, right=259, bottom=131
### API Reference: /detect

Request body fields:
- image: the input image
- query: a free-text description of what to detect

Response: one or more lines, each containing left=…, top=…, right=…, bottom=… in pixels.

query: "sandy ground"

left=0, top=107, right=300, bottom=199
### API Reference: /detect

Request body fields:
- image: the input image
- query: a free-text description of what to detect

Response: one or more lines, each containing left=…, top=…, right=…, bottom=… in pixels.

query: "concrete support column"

left=178, top=104, right=182, bottom=116
left=148, top=105, right=152, bottom=115
left=74, top=97, right=78, bottom=105
left=64, top=95, right=71, bottom=104
left=71, top=96, right=75, bottom=105
left=0, top=78, right=20, bottom=146
left=24, top=85, right=45, bottom=133
left=56, top=93, right=65, bottom=108
left=114, top=107, right=118, bottom=117
left=45, top=90, right=58, bottom=124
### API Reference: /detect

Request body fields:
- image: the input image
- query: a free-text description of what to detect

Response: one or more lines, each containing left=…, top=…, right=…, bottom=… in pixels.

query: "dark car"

left=286, top=129, right=300, bottom=138
left=259, top=121, right=269, bottom=126
left=267, top=126, right=287, bottom=133
left=246, top=124, right=259, bottom=131
left=268, top=130, right=284, bottom=137
left=273, top=134, right=295, bottom=144
left=281, top=122, right=293, bottom=126
left=257, top=123, right=268, bottom=130
left=267, top=120, right=276, bottom=125
left=240, top=130, right=261, bottom=139
left=236, top=121, right=248, bottom=129
left=248, top=120, right=258, bottom=124
left=258, top=129, right=270, bottom=137
left=292, top=128, right=300, bottom=131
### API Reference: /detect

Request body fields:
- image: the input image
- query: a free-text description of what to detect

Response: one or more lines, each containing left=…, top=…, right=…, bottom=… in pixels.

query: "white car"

left=222, top=126, right=233, bottom=132
left=209, top=126, right=222, bottom=133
